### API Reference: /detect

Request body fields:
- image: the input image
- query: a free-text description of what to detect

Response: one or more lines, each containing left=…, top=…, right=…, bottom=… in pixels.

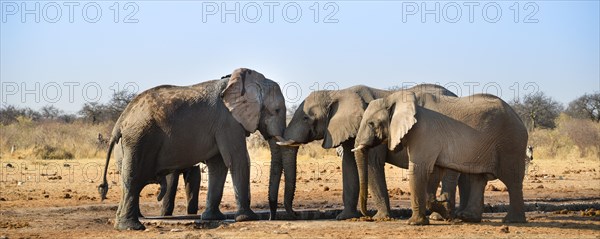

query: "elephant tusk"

left=274, top=136, right=286, bottom=143
left=276, top=139, right=301, bottom=147
left=351, top=144, right=366, bottom=152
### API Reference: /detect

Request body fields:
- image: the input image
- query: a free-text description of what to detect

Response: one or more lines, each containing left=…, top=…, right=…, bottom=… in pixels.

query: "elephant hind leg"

left=115, top=182, right=145, bottom=230
left=501, top=176, right=526, bottom=223
left=455, top=174, right=486, bottom=223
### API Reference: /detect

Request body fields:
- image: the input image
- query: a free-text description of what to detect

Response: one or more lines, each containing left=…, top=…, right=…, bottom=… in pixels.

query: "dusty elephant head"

left=354, top=91, right=418, bottom=152
left=221, top=68, right=286, bottom=140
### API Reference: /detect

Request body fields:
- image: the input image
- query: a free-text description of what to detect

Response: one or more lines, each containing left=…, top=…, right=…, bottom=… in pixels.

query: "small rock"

left=0, top=235, right=8, bottom=239
left=63, top=163, right=70, bottom=167
left=323, top=186, right=330, bottom=191
left=499, top=225, right=509, bottom=233
left=44, top=195, right=49, bottom=198
left=27, top=197, right=33, bottom=200
left=536, top=185, right=544, bottom=189
left=240, top=227, right=249, bottom=231
left=170, top=228, right=183, bottom=232
left=0, top=198, right=6, bottom=201
left=429, top=212, right=445, bottom=221
left=273, top=230, right=288, bottom=234
left=6, top=163, right=13, bottom=168
left=88, top=179, right=94, bottom=183
left=17, top=181, right=24, bottom=186
left=63, top=193, right=72, bottom=199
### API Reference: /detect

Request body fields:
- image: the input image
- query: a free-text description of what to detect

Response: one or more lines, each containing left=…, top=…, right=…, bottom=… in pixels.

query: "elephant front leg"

left=229, top=151, right=258, bottom=222
left=336, top=142, right=362, bottom=220
left=408, top=162, right=430, bottom=225
left=160, top=172, right=179, bottom=216
left=202, top=158, right=227, bottom=220
left=367, top=147, right=391, bottom=219
left=184, top=166, right=201, bottom=215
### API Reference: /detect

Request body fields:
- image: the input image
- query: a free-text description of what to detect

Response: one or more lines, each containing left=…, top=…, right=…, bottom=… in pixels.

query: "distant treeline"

left=0, top=90, right=136, bottom=125
left=1, top=89, right=599, bottom=132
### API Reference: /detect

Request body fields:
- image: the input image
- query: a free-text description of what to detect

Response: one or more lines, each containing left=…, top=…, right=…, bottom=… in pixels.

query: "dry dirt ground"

left=1, top=148, right=599, bottom=238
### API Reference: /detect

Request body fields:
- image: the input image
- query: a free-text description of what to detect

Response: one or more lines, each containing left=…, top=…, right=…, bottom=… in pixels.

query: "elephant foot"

left=114, top=217, right=145, bottom=231
left=235, top=210, right=259, bottom=222
left=336, top=209, right=362, bottom=220
left=269, top=200, right=278, bottom=220
left=407, top=215, right=429, bottom=225
left=456, top=211, right=482, bottom=223
left=187, top=206, right=199, bottom=215
left=285, top=208, right=299, bottom=220
left=373, top=210, right=391, bottom=220
left=502, top=213, right=527, bottom=223
left=201, top=208, right=226, bottom=220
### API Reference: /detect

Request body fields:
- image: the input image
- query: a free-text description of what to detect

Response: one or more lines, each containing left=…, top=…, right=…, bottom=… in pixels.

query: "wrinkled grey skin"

left=276, top=84, right=459, bottom=220
left=114, top=142, right=200, bottom=216
left=354, top=92, right=528, bottom=225
left=98, top=68, right=286, bottom=230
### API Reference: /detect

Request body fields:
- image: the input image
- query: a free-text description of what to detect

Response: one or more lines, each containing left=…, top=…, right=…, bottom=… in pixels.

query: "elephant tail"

left=98, top=128, right=122, bottom=201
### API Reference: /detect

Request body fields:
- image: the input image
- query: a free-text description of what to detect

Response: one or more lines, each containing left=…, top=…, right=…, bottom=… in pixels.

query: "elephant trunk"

left=267, top=138, right=283, bottom=220
left=282, top=145, right=298, bottom=218
left=355, top=147, right=369, bottom=217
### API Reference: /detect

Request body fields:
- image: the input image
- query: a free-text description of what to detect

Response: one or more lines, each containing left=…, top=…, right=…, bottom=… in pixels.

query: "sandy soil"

left=1, top=150, right=599, bottom=238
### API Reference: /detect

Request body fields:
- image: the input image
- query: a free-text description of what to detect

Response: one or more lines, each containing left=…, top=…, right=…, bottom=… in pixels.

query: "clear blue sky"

left=1, top=1, right=599, bottom=114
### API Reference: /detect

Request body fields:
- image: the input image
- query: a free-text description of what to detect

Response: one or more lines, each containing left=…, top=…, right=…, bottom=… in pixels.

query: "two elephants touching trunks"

left=276, top=85, right=528, bottom=224
left=98, top=68, right=528, bottom=230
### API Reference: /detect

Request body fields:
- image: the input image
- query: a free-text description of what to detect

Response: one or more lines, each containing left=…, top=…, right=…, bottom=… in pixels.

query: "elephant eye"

left=303, top=116, right=309, bottom=122
left=275, top=109, right=281, bottom=114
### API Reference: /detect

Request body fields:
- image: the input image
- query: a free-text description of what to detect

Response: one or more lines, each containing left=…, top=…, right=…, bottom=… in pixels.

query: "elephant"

left=276, top=84, right=458, bottom=220
left=98, top=68, right=287, bottom=230
left=114, top=140, right=200, bottom=216
left=353, top=91, right=528, bottom=225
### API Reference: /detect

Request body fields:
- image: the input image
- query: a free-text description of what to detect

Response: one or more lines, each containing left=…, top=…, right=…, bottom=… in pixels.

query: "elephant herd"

left=98, top=68, right=529, bottom=230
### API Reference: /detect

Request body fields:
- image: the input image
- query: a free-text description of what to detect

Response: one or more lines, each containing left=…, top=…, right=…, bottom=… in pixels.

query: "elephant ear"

left=221, top=68, right=264, bottom=132
left=323, top=93, right=365, bottom=149
left=388, top=92, right=418, bottom=151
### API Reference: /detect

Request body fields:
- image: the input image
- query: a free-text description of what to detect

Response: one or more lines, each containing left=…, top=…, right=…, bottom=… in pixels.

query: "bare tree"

left=40, top=105, right=62, bottom=121
left=78, top=102, right=107, bottom=124
left=565, top=93, right=600, bottom=122
left=107, top=90, right=136, bottom=122
left=511, top=91, right=563, bottom=130
left=0, top=105, right=41, bottom=125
